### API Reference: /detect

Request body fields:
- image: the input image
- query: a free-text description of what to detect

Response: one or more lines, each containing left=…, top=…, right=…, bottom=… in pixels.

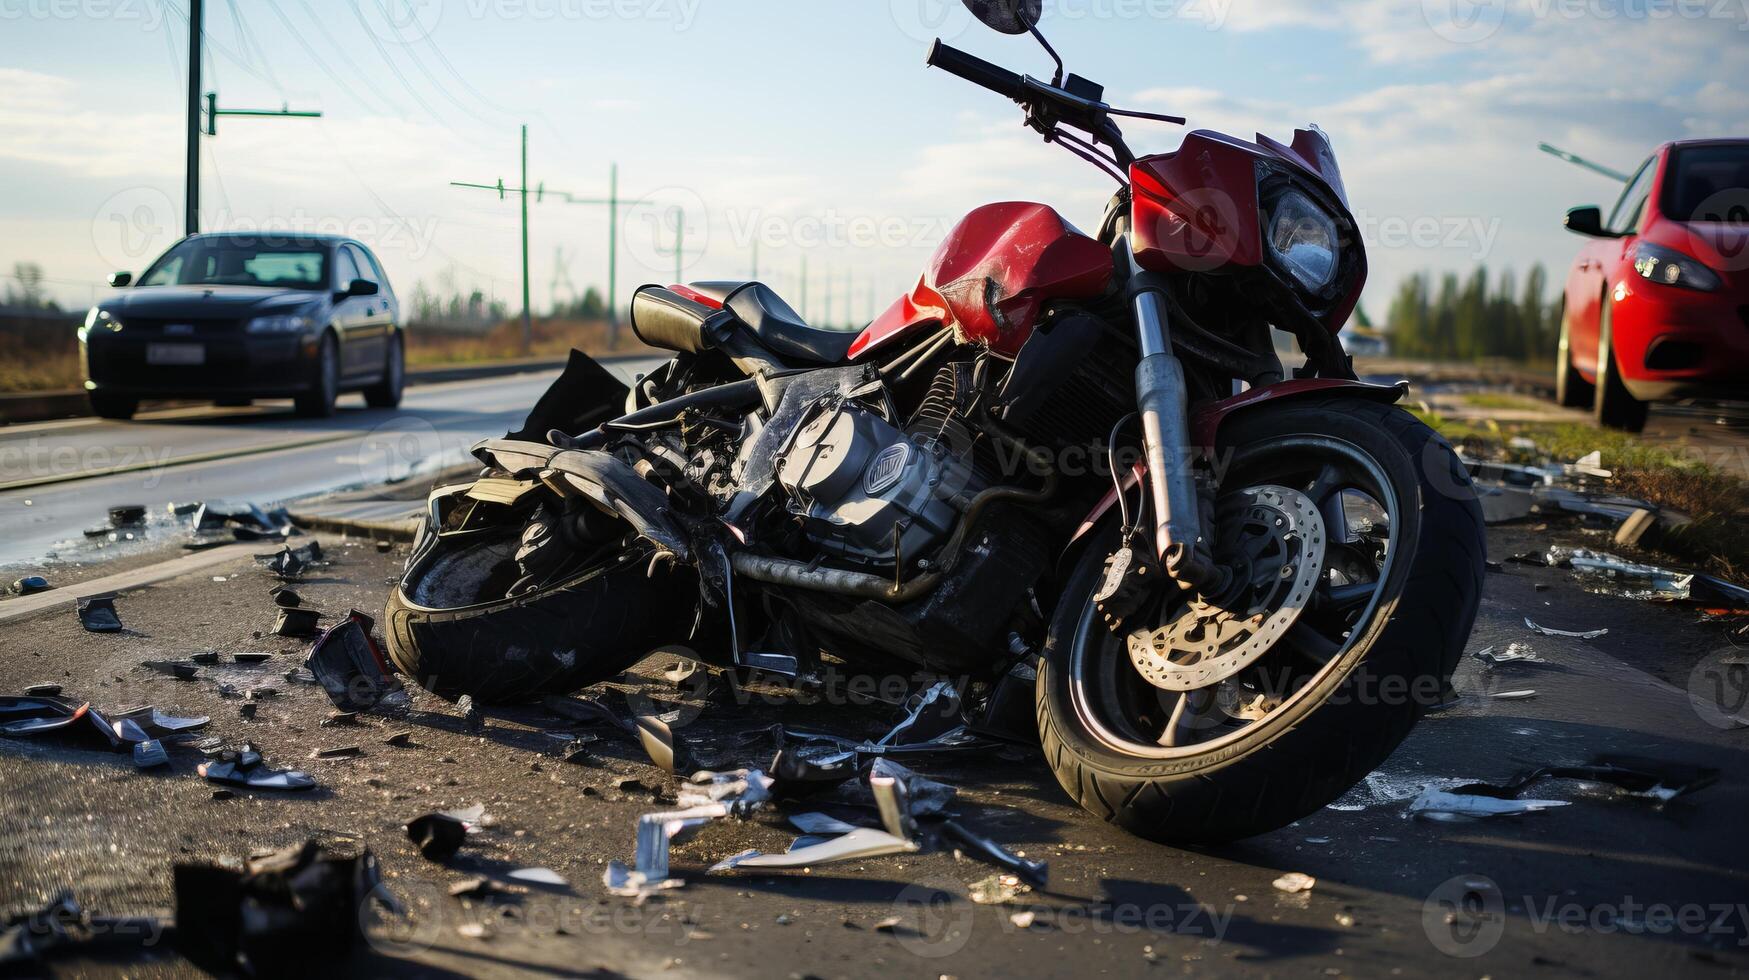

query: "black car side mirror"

left=108, top=271, right=132, bottom=287
left=1564, top=206, right=1615, bottom=238
left=343, top=278, right=380, bottom=298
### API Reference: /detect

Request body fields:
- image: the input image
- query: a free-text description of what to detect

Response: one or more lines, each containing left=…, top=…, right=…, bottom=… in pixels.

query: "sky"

left=1, top=0, right=1745, bottom=325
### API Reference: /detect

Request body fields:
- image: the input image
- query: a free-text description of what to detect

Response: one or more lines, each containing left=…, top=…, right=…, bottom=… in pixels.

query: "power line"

left=294, top=0, right=408, bottom=116
left=263, top=0, right=394, bottom=117
left=361, top=0, right=497, bottom=129
left=345, top=0, right=459, bottom=131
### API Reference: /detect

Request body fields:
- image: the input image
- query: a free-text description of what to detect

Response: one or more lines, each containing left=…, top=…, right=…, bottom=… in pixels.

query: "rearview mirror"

left=108, top=271, right=132, bottom=287
left=962, top=0, right=1041, bottom=34
left=344, top=278, right=380, bottom=297
left=1564, top=206, right=1614, bottom=238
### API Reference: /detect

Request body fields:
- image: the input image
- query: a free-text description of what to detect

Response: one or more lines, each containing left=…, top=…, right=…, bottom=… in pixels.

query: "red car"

left=1556, top=138, right=1749, bottom=431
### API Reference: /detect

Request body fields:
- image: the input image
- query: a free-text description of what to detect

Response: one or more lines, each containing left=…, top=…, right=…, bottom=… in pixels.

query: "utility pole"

left=184, top=0, right=202, bottom=236
left=520, top=125, right=532, bottom=352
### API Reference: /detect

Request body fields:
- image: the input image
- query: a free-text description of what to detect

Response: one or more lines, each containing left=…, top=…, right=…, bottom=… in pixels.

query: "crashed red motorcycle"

left=384, top=1, right=1484, bottom=843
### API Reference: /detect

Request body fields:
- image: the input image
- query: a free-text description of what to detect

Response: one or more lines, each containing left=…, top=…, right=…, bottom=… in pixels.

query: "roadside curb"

left=0, top=542, right=261, bottom=625
left=289, top=512, right=422, bottom=543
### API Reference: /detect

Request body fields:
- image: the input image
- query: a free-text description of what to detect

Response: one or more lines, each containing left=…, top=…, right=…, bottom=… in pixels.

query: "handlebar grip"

left=926, top=39, right=1027, bottom=102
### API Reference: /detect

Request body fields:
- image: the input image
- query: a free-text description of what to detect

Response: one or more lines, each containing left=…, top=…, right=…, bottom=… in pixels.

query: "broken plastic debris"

left=23, top=683, right=62, bottom=697
left=140, top=660, right=199, bottom=680
left=677, top=769, right=774, bottom=812
left=635, top=712, right=683, bottom=774
left=867, top=758, right=957, bottom=818
left=942, top=820, right=1048, bottom=888
left=457, top=695, right=484, bottom=734
left=788, top=813, right=862, bottom=836
left=273, top=607, right=325, bottom=638
left=1273, top=872, right=1316, bottom=894
left=506, top=867, right=567, bottom=888
left=76, top=596, right=122, bottom=633
left=11, top=575, right=49, bottom=596
left=1448, top=755, right=1718, bottom=803
left=1488, top=690, right=1538, bottom=701
left=768, top=747, right=857, bottom=798
left=1471, top=644, right=1548, bottom=667
left=269, top=586, right=302, bottom=608
left=711, top=827, right=919, bottom=873
left=1409, top=786, right=1568, bottom=820
left=198, top=759, right=316, bottom=791
left=1524, top=617, right=1608, bottom=640
left=304, top=611, right=404, bottom=713
left=172, top=840, right=395, bottom=976
left=1571, top=451, right=1613, bottom=479
left=109, top=706, right=209, bottom=736
left=406, top=813, right=468, bottom=861
left=880, top=681, right=964, bottom=747
left=604, top=804, right=727, bottom=901
left=131, top=740, right=169, bottom=768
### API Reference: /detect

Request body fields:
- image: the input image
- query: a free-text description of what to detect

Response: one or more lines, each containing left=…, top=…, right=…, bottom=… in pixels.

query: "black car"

left=80, top=233, right=404, bottom=419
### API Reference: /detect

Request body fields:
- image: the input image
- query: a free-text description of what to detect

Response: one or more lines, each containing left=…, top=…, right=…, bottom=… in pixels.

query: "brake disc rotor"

left=1126, top=486, right=1328, bottom=693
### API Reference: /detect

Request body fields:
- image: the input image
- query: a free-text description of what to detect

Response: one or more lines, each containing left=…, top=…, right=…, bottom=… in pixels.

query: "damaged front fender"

left=543, top=450, right=692, bottom=562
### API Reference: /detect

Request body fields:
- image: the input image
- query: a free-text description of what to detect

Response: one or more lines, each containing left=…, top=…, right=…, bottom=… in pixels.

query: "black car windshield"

left=1663, top=145, right=1749, bottom=223
left=137, top=239, right=330, bottom=290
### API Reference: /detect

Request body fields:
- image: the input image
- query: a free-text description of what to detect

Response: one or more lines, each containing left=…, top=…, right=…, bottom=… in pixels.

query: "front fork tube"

left=1131, top=286, right=1225, bottom=595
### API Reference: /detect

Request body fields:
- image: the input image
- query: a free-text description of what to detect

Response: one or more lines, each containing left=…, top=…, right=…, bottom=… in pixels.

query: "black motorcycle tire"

left=385, top=538, right=690, bottom=704
left=1036, top=399, right=1485, bottom=843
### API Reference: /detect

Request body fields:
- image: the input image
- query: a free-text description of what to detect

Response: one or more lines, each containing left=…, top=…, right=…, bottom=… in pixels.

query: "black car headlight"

left=1265, top=190, right=1341, bottom=293
left=79, top=308, right=122, bottom=341
left=246, top=313, right=315, bottom=335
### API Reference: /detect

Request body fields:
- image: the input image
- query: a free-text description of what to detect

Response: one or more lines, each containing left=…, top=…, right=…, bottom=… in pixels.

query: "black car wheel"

left=1593, top=300, right=1649, bottom=433
left=295, top=334, right=340, bottom=418
left=364, top=332, right=405, bottom=409
left=89, top=392, right=138, bottom=421
left=1554, top=299, right=1595, bottom=409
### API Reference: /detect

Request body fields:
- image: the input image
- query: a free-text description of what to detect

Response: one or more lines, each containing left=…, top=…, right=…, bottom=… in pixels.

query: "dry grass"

left=0, top=319, right=81, bottom=392
left=1412, top=406, right=1749, bottom=578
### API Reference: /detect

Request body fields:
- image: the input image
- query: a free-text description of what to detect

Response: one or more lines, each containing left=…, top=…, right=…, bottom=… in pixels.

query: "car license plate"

left=146, top=343, right=205, bottom=366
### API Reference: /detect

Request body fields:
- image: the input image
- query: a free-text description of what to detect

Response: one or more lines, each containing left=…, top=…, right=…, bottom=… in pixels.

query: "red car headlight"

left=1632, top=243, right=1721, bottom=292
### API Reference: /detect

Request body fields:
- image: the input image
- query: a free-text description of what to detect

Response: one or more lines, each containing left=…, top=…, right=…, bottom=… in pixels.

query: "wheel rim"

left=1068, top=433, right=1401, bottom=760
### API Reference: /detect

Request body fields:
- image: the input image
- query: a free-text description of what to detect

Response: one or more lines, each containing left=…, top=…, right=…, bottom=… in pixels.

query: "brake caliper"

left=1092, top=536, right=1163, bottom=634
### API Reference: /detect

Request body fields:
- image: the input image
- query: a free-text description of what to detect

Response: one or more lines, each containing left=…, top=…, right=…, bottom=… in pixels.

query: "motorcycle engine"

left=774, top=401, right=972, bottom=564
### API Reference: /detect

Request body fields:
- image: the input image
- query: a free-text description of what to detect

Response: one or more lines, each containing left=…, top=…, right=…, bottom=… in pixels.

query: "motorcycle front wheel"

left=1037, top=398, right=1485, bottom=843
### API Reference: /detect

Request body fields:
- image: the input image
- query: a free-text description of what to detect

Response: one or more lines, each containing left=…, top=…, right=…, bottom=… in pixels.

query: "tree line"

left=1383, top=264, right=1561, bottom=363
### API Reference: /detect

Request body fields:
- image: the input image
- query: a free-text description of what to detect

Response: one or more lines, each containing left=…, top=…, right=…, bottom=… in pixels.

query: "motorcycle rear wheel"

left=1036, top=399, right=1484, bottom=843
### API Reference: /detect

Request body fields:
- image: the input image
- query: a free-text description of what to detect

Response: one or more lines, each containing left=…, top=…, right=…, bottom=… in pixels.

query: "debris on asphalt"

left=10, top=575, right=49, bottom=596
left=458, top=694, right=484, bottom=734
left=712, top=827, right=920, bottom=873
left=172, top=840, right=396, bottom=976
left=1448, top=755, right=1718, bottom=803
left=131, top=739, right=169, bottom=768
left=304, top=611, right=406, bottom=713
left=788, top=812, right=862, bottom=835
left=406, top=813, right=469, bottom=861
left=506, top=867, right=567, bottom=888
left=258, top=547, right=309, bottom=581
left=140, top=659, right=199, bottom=680
left=1524, top=617, right=1608, bottom=640
left=767, top=747, right=858, bottom=798
left=942, top=819, right=1048, bottom=888
left=269, top=586, right=303, bottom=608
left=108, top=505, right=147, bottom=528
left=383, top=730, right=415, bottom=748
left=76, top=596, right=123, bottom=633
left=635, top=711, right=682, bottom=774
left=197, top=745, right=316, bottom=791
left=1558, top=549, right=1749, bottom=610
left=867, top=758, right=957, bottom=818
left=967, top=872, right=1031, bottom=905
left=23, top=683, right=62, bottom=697
left=1488, top=690, right=1538, bottom=701
left=273, top=607, right=325, bottom=638
left=1471, top=644, right=1549, bottom=667
left=322, top=711, right=359, bottom=727
left=234, top=651, right=274, bottom=665
left=1273, top=872, right=1317, bottom=894
left=109, top=705, right=209, bottom=737
left=310, top=744, right=362, bottom=759
left=1409, top=786, right=1570, bottom=821
left=0, top=699, right=125, bottom=750
left=604, top=805, right=724, bottom=901
left=0, top=892, right=166, bottom=972
left=881, top=680, right=963, bottom=746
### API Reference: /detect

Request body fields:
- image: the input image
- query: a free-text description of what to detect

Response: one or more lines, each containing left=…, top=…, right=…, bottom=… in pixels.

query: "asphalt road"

left=0, top=522, right=1746, bottom=978
left=0, top=359, right=664, bottom=572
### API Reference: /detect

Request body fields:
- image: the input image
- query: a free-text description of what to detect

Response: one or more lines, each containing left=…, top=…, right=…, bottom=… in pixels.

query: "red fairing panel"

left=1131, top=128, right=1365, bottom=332
left=851, top=202, right=1113, bottom=360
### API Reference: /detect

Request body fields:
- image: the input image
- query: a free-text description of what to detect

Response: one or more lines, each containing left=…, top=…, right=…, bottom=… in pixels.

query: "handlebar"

left=925, top=39, right=1028, bottom=104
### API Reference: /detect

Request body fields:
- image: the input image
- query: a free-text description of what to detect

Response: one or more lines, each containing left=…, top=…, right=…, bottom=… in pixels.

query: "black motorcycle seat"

left=689, top=281, right=859, bottom=364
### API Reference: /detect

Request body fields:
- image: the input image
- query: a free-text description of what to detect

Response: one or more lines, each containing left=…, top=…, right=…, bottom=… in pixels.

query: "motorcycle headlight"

left=1266, top=190, right=1341, bottom=292
left=246, top=313, right=315, bottom=334
left=1632, top=243, right=1720, bottom=292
